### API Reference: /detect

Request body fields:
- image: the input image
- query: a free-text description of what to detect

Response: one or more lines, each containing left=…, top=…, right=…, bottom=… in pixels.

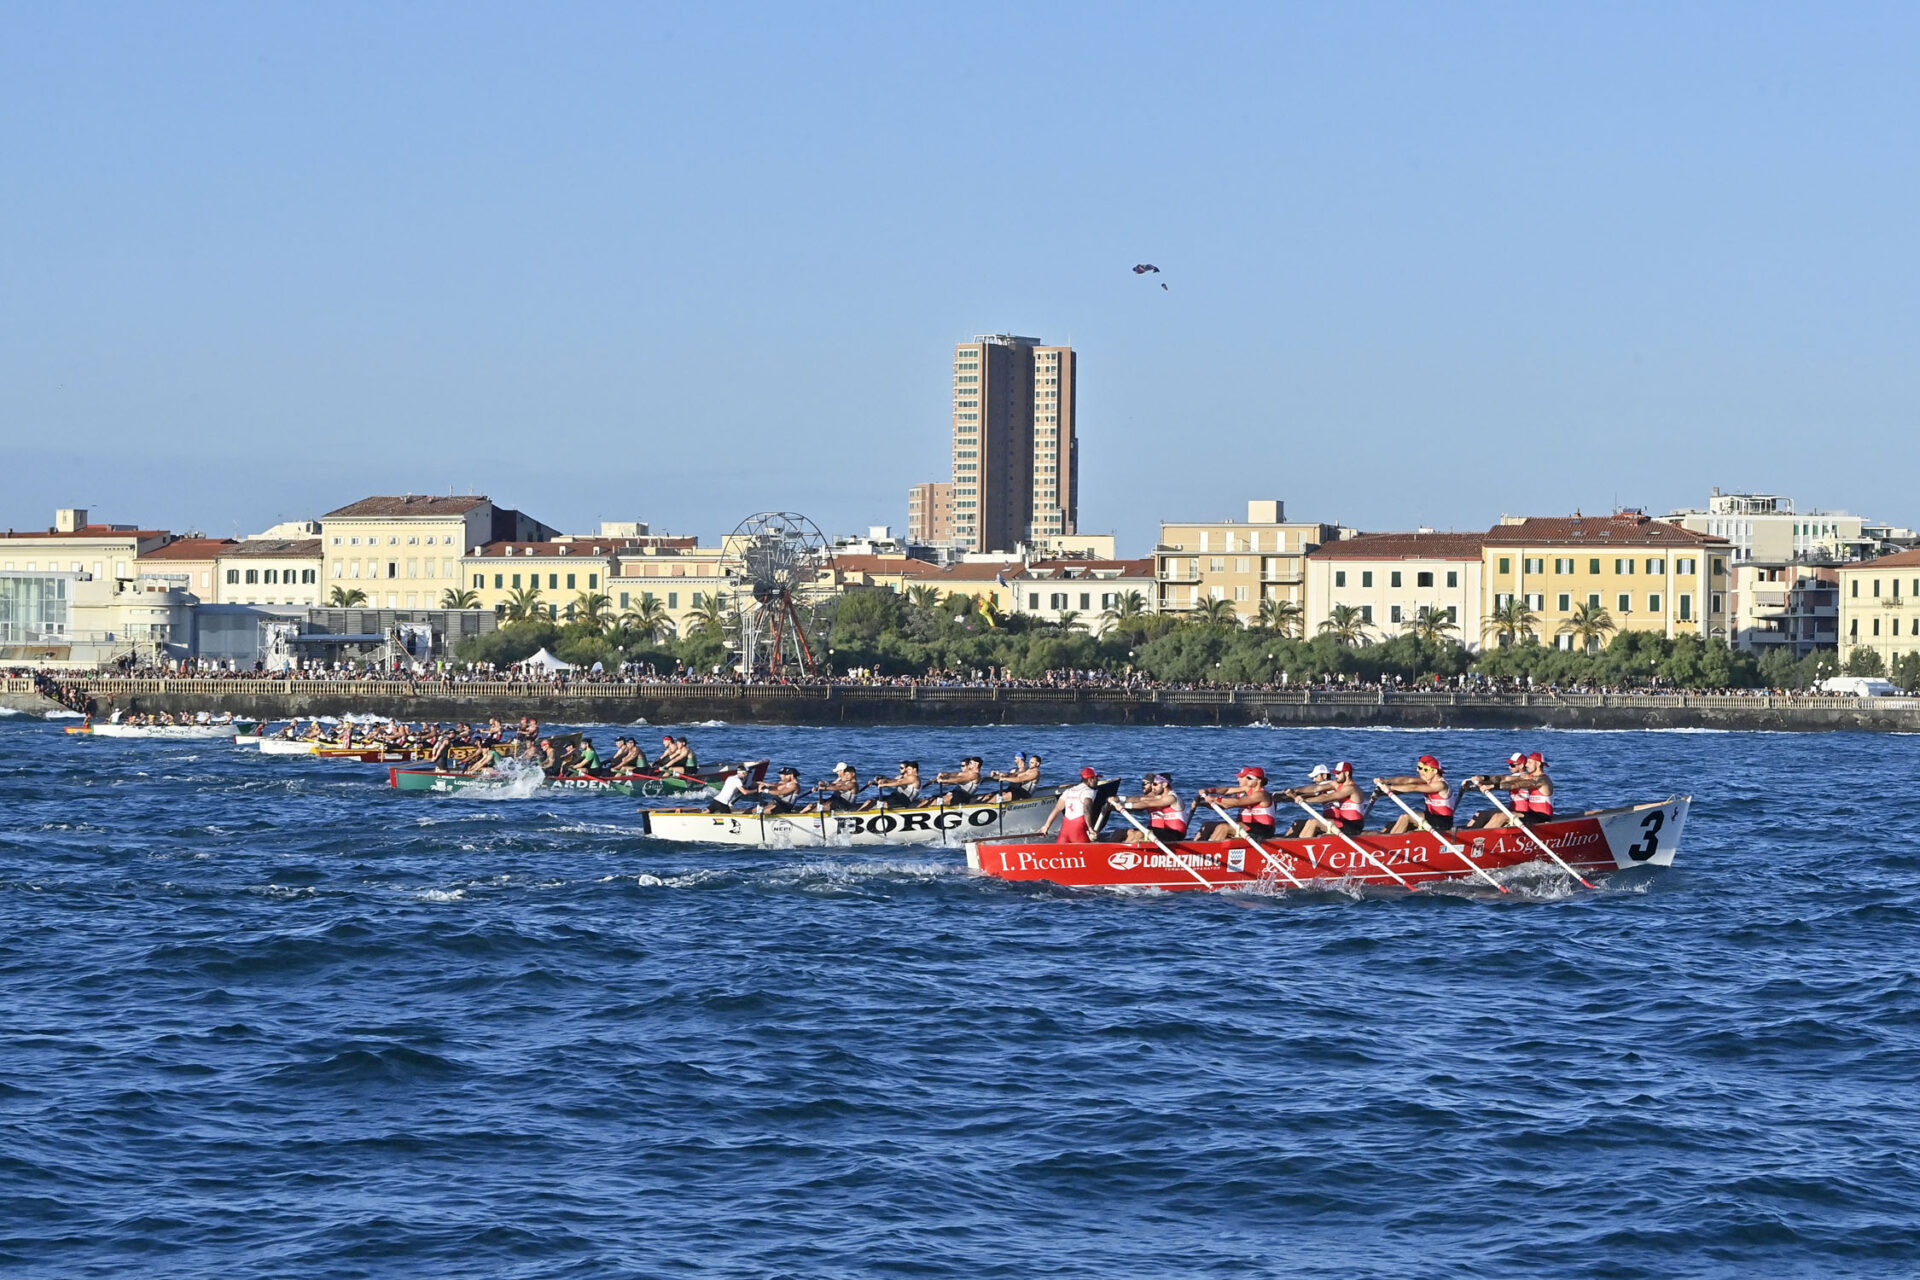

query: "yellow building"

left=1155, top=500, right=1342, bottom=622
left=608, top=543, right=733, bottom=639
left=320, top=494, right=557, bottom=611
left=1837, top=549, right=1920, bottom=669
left=463, top=537, right=680, bottom=619
left=1481, top=515, right=1730, bottom=647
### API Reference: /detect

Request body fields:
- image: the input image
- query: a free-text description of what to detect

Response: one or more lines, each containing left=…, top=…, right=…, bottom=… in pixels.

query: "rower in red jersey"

left=1042, top=768, right=1103, bottom=843
left=1375, top=755, right=1456, bottom=834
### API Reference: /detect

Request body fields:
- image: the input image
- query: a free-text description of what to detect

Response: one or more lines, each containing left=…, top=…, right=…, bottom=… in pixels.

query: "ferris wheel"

left=720, top=512, right=833, bottom=676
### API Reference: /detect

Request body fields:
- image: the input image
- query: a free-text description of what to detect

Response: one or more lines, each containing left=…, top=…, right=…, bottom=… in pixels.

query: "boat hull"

left=83, top=723, right=239, bottom=740
left=966, top=797, right=1689, bottom=891
left=644, top=792, right=1060, bottom=847
left=388, top=761, right=760, bottom=797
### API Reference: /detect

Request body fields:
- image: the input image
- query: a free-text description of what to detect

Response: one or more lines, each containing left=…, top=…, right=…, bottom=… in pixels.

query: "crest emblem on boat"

left=1107, top=850, right=1140, bottom=871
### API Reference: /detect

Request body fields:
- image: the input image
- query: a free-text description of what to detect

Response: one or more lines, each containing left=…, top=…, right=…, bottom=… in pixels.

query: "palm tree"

left=619, top=596, right=674, bottom=643
left=327, top=586, right=367, bottom=608
left=1559, top=601, right=1615, bottom=653
left=502, top=584, right=544, bottom=623
left=572, top=591, right=613, bottom=632
left=687, top=594, right=730, bottom=639
left=440, top=587, right=480, bottom=609
left=1481, top=596, right=1539, bottom=648
left=905, top=583, right=944, bottom=611
left=1318, top=603, right=1373, bottom=646
left=1054, top=609, right=1084, bottom=633
left=1194, top=596, right=1240, bottom=626
left=1097, top=589, right=1149, bottom=636
left=1401, top=606, right=1461, bottom=645
left=1255, top=597, right=1305, bottom=638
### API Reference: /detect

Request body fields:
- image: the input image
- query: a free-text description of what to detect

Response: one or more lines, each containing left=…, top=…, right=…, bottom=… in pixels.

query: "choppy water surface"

left=3, top=718, right=1918, bottom=1278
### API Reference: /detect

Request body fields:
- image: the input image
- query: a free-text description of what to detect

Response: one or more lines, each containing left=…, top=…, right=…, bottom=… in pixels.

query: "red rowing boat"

left=966, top=797, right=1689, bottom=892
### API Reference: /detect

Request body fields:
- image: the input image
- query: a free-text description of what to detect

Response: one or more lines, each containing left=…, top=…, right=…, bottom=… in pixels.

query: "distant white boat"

left=81, top=723, right=241, bottom=740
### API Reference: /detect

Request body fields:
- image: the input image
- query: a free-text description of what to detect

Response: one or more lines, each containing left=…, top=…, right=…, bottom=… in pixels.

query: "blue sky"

left=2, top=2, right=1915, bottom=549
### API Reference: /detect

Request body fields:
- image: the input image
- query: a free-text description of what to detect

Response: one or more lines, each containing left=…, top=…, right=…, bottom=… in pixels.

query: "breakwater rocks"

left=10, top=676, right=1920, bottom=732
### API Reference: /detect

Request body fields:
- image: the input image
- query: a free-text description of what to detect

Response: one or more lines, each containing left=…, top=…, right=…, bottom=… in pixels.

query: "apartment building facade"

left=1304, top=533, right=1486, bottom=645
left=944, top=335, right=1077, bottom=553
left=1837, top=549, right=1920, bottom=669
left=320, top=495, right=558, bottom=610
left=1013, top=559, right=1156, bottom=633
left=1482, top=514, right=1730, bottom=646
left=906, top=482, right=956, bottom=546
left=1155, top=500, right=1342, bottom=623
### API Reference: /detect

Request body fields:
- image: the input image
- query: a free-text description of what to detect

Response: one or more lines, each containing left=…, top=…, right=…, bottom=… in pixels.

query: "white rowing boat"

left=643, top=789, right=1062, bottom=848
left=257, top=738, right=323, bottom=755
left=82, top=723, right=242, bottom=740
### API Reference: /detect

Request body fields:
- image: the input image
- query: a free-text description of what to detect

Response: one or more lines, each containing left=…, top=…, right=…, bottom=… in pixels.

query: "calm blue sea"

left=3, top=715, right=1918, bottom=1278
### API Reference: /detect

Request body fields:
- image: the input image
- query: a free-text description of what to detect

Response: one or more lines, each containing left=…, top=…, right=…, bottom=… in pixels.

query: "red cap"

left=1333, top=761, right=1353, bottom=774
left=1507, top=751, right=1525, bottom=764
left=1417, top=755, right=1441, bottom=770
left=1527, top=752, right=1546, bottom=764
left=1080, top=767, right=1097, bottom=780
left=1239, top=766, right=1267, bottom=781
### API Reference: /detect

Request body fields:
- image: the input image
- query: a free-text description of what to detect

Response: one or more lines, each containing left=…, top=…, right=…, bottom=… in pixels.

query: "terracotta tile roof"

left=1845, top=547, right=1920, bottom=571
left=1482, top=515, right=1728, bottom=547
left=219, top=539, right=323, bottom=559
left=0, top=525, right=169, bottom=540
left=832, top=554, right=941, bottom=577
left=1308, top=533, right=1487, bottom=561
left=138, top=537, right=239, bottom=560
left=323, top=495, right=491, bottom=518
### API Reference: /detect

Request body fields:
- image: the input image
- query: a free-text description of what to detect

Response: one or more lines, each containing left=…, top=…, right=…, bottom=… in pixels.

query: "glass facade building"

left=0, top=574, right=72, bottom=643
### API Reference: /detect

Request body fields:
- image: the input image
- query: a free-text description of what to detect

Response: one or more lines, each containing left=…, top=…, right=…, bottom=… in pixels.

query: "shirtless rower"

left=1285, top=761, right=1367, bottom=838
left=1375, top=755, right=1457, bottom=834
left=1464, top=752, right=1530, bottom=829
left=1117, top=773, right=1187, bottom=843
left=1041, top=768, right=1104, bottom=843
left=933, top=757, right=984, bottom=805
left=1197, top=767, right=1276, bottom=841
left=654, top=736, right=687, bottom=774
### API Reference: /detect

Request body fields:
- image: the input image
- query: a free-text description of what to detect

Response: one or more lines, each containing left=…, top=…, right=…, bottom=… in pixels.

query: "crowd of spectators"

left=4, top=661, right=1900, bottom=700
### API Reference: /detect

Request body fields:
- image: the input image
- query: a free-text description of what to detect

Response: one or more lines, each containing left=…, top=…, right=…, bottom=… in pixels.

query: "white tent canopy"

left=522, top=648, right=574, bottom=673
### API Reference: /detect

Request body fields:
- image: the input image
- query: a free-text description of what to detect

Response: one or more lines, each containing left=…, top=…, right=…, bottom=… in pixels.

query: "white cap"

left=1309, top=764, right=1330, bottom=778
left=834, top=761, right=851, bottom=772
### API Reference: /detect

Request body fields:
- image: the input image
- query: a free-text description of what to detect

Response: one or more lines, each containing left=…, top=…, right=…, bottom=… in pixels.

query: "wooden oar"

left=1375, top=786, right=1508, bottom=893
left=1280, top=794, right=1415, bottom=889
left=1111, top=803, right=1222, bottom=890
left=1199, top=798, right=1307, bottom=889
left=1468, top=782, right=1596, bottom=889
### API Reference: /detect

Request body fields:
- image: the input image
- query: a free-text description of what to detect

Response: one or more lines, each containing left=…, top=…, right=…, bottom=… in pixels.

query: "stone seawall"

left=11, top=677, right=1920, bottom=733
